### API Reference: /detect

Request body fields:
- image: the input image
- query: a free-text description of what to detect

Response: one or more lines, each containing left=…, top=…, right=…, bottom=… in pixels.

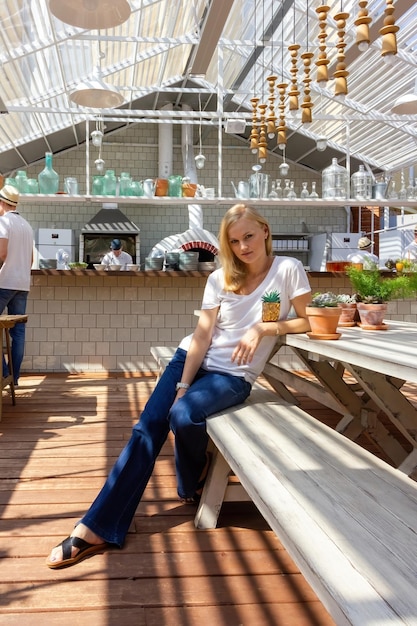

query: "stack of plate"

left=198, top=261, right=217, bottom=272
left=145, top=257, right=164, bottom=271
left=39, top=259, right=57, bottom=269
left=179, top=251, right=199, bottom=271
left=165, top=252, right=180, bottom=270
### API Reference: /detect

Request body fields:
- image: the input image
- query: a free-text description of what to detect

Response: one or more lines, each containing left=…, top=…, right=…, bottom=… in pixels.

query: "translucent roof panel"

left=0, top=0, right=416, bottom=174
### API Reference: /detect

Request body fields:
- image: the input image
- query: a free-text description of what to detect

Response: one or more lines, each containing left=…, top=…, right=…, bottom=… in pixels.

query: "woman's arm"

left=175, top=307, right=219, bottom=397
left=232, top=291, right=311, bottom=366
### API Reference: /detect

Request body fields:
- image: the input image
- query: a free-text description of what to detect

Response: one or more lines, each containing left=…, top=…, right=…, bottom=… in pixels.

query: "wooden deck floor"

left=1, top=372, right=415, bottom=625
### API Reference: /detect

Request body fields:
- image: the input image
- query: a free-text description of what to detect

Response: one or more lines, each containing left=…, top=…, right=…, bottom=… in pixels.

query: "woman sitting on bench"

left=46, top=203, right=311, bottom=569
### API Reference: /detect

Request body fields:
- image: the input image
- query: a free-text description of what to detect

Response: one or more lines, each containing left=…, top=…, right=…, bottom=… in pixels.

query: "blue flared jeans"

left=0, top=289, right=29, bottom=383
left=81, top=348, right=251, bottom=547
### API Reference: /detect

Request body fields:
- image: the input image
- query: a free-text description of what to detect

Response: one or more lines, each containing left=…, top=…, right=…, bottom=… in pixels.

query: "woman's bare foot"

left=46, top=523, right=107, bottom=568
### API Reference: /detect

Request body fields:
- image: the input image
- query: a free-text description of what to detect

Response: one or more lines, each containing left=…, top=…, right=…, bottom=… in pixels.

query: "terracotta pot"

left=155, top=178, right=169, bottom=196
left=356, top=302, right=388, bottom=329
left=182, top=182, right=197, bottom=197
left=337, top=302, right=357, bottom=327
left=306, top=306, right=342, bottom=338
left=262, top=302, right=280, bottom=322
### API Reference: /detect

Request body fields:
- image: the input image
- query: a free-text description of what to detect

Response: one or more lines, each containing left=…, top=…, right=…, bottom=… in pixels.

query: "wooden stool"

left=0, top=314, right=28, bottom=421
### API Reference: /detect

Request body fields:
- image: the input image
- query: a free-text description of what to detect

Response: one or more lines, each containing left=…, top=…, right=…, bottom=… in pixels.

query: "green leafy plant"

left=346, top=263, right=416, bottom=303
left=262, top=290, right=281, bottom=303
left=68, top=262, right=88, bottom=269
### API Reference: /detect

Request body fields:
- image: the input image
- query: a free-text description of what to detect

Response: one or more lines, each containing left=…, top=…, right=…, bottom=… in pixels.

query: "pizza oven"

left=148, top=205, right=219, bottom=263
left=80, top=205, right=140, bottom=264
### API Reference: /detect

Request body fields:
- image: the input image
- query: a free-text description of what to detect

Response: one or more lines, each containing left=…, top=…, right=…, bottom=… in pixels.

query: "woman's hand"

left=231, top=323, right=264, bottom=365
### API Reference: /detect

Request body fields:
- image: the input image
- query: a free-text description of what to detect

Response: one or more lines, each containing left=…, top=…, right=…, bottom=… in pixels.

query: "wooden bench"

left=150, top=345, right=417, bottom=625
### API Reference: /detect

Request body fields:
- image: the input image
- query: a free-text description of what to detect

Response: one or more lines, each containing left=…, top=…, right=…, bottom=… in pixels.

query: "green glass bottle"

left=38, top=152, right=59, bottom=194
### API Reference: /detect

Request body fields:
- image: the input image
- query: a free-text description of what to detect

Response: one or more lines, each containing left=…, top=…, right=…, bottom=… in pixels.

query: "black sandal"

left=46, top=536, right=109, bottom=569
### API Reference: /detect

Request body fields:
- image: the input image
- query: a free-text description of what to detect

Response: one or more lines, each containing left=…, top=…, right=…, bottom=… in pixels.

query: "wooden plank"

left=1, top=603, right=335, bottom=626
left=0, top=574, right=322, bottom=611
left=205, top=404, right=417, bottom=624
left=0, top=372, right=348, bottom=625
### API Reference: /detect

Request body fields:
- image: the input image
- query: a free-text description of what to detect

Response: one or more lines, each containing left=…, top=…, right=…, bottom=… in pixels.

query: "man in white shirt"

left=101, top=238, right=133, bottom=267
left=0, top=185, right=33, bottom=385
left=347, top=236, right=379, bottom=269
left=403, top=226, right=417, bottom=261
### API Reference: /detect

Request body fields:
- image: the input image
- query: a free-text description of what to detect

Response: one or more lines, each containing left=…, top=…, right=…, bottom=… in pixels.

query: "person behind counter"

left=347, top=236, right=379, bottom=269
left=0, top=185, right=33, bottom=386
left=402, top=225, right=417, bottom=261
left=46, top=203, right=311, bottom=569
left=101, top=238, right=133, bottom=266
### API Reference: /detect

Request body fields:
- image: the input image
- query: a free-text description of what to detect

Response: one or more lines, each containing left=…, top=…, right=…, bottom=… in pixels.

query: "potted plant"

left=336, top=293, right=357, bottom=327
left=262, top=290, right=281, bottom=322
left=306, top=292, right=342, bottom=339
left=346, top=263, right=416, bottom=328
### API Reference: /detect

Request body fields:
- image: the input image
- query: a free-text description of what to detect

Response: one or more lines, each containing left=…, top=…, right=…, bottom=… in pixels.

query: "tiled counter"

left=22, top=270, right=417, bottom=375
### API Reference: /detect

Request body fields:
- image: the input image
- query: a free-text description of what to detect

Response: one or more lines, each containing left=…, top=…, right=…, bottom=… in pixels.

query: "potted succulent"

left=262, top=290, right=281, bottom=322
left=336, top=293, right=357, bottom=327
left=346, top=263, right=416, bottom=328
left=306, top=292, right=342, bottom=339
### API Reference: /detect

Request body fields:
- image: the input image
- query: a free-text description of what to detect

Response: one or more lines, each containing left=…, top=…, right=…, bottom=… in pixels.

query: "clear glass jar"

left=103, top=169, right=117, bottom=195
left=287, top=180, right=297, bottom=200
left=351, top=164, right=372, bottom=200
left=406, top=177, right=415, bottom=199
left=283, top=179, right=291, bottom=198
left=14, top=170, right=29, bottom=193
left=322, top=157, right=348, bottom=200
left=275, top=179, right=283, bottom=199
left=92, top=175, right=104, bottom=195
left=300, top=182, right=309, bottom=199
left=119, top=172, right=131, bottom=196
left=268, top=180, right=278, bottom=199
left=38, top=152, right=59, bottom=194
left=309, top=181, right=319, bottom=199
left=388, top=180, right=398, bottom=199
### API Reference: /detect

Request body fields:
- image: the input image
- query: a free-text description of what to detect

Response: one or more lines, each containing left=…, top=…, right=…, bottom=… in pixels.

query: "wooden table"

left=266, top=320, right=417, bottom=476
left=0, top=314, right=28, bottom=421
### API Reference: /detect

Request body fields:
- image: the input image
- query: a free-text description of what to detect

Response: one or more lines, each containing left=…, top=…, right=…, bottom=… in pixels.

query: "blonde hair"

left=218, top=204, right=272, bottom=292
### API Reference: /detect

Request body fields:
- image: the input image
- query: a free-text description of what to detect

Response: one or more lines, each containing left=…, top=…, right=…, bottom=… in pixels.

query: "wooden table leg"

left=1, top=327, right=16, bottom=421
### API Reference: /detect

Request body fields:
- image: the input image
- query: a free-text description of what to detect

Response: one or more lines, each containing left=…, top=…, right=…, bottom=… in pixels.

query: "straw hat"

left=0, top=185, right=19, bottom=207
left=358, top=236, right=373, bottom=249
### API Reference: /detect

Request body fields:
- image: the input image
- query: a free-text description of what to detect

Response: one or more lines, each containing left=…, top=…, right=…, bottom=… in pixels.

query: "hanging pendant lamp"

left=392, top=79, right=417, bottom=115
left=49, top=0, right=131, bottom=30
left=70, top=66, right=124, bottom=108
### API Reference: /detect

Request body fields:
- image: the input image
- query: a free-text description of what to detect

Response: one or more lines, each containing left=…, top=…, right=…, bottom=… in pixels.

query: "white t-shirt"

left=101, top=250, right=133, bottom=265
left=0, top=210, right=33, bottom=291
left=403, top=241, right=417, bottom=260
left=347, top=250, right=379, bottom=269
left=179, top=256, right=311, bottom=384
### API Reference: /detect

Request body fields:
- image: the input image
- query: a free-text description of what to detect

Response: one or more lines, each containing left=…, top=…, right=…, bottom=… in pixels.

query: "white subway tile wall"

left=21, top=123, right=347, bottom=265
left=12, top=122, right=377, bottom=374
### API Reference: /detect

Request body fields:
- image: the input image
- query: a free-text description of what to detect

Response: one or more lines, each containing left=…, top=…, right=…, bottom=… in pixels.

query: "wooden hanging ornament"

left=315, top=4, right=330, bottom=84
left=266, top=76, right=277, bottom=138
left=287, top=43, right=300, bottom=112
left=276, top=82, right=288, bottom=148
left=257, top=103, right=268, bottom=163
left=333, top=11, right=349, bottom=97
left=355, top=0, right=372, bottom=51
left=380, top=0, right=399, bottom=59
left=250, top=97, right=259, bottom=154
left=301, top=51, right=314, bottom=124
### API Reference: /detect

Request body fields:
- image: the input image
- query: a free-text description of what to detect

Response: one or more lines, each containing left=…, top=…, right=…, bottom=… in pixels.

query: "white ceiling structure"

left=0, top=0, right=416, bottom=176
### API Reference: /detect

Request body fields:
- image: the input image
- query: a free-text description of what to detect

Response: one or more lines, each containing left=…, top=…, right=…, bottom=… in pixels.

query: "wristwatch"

left=175, top=382, right=190, bottom=391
